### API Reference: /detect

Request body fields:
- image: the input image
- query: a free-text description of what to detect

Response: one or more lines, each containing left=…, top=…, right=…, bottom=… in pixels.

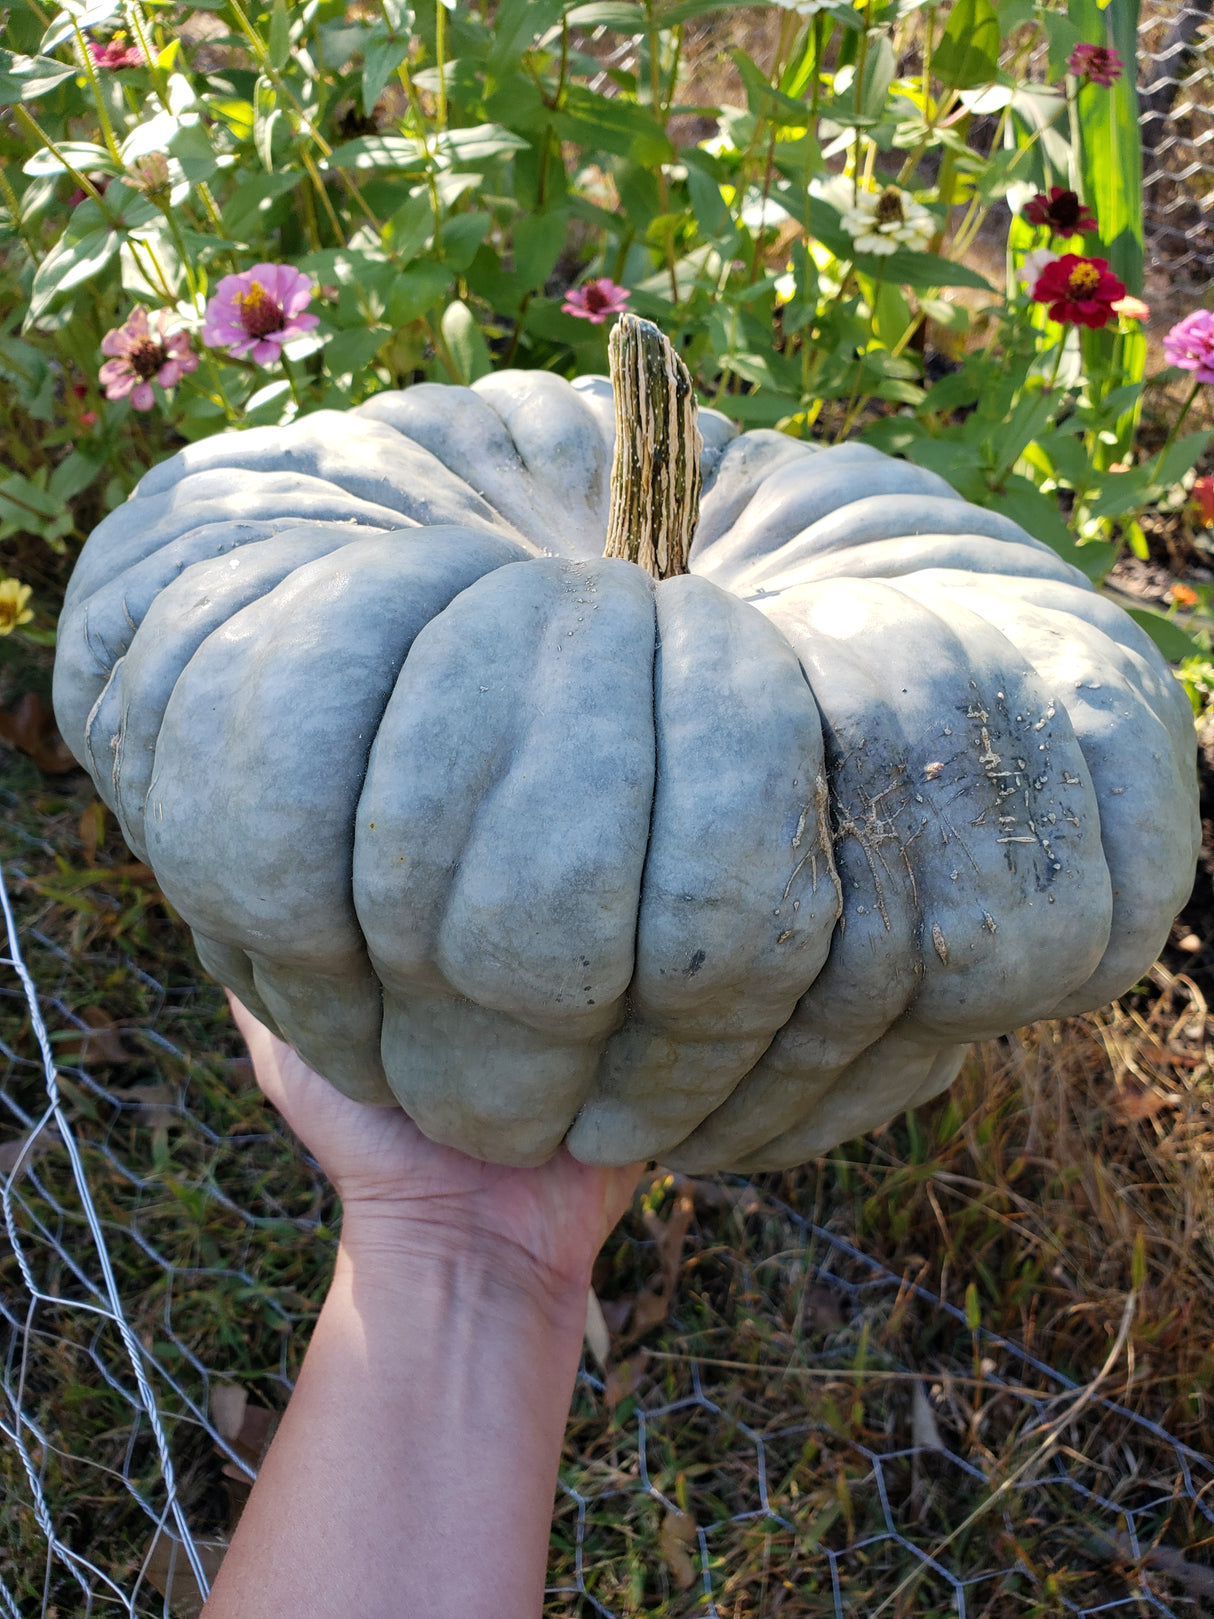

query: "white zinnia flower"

left=838, top=186, right=934, bottom=255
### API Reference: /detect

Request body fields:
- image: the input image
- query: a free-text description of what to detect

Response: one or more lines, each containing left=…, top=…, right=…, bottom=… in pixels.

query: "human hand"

left=227, top=992, right=643, bottom=1312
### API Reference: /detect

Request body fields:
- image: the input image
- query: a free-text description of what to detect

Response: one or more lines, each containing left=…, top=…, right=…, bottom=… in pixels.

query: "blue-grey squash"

left=52, top=316, right=1200, bottom=1171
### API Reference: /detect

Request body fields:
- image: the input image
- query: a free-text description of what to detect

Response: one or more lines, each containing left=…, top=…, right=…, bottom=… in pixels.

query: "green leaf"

left=1154, top=430, right=1210, bottom=493
left=268, top=0, right=290, bottom=70
left=856, top=33, right=896, bottom=123
left=1125, top=606, right=1207, bottom=664
left=565, top=1, right=645, bottom=25
left=386, top=189, right=435, bottom=262
left=1071, top=0, right=1143, bottom=295
left=1085, top=466, right=1153, bottom=520
left=551, top=87, right=673, bottom=163
left=362, top=17, right=413, bottom=115
left=387, top=262, right=451, bottom=324
left=324, top=326, right=389, bottom=380
left=512, top=209, right=566, bottom=291
left=718, top=390, right=803, bottom=428
left=441, top=299, right=491, bottom=383
left=919, top=370, right=980, bottom=413
left=0, top=50, right=77, bottom=103
left=437, top=123, right=531, bottom=163
left=220, top=170, right=303, bottom=240
left=933, top=0, right=1000, bottom=90
left=858, top=247, right=991, bottom=291
left=253, top=75, right=282, bottom=172
left=28, top=227, right=122, bottom=321
left=990, top=386, right=1057, bottom=482
left=327, top=134, right=426, bottom=172
left=23, top=142, right=122, bottom=178
left=439, top=210, right=491, bottom=271
left=48, top=451, right=102, bottom=503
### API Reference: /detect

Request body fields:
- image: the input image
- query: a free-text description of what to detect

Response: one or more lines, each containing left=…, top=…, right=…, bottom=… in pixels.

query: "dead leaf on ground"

left=211, top=1382, right=280, bottom=1473
left=142, top=1529, right=228, bottom=1617
left=584, top=1287, right=611, bottom=1372
left=1109, top=1079, right=1175, bottom=1124
left=911, top=1379, right=945, bottom=1453
left=56, top=1006, right=134, bottom=1067
left=605, top=1349, right=650, bottom=1412
left=0, top=692, right=77, bottom=774
left=0, top=1121, right=59, bottom=1177
left=597, top=1294, right=633, bottom=1336
left=658, top=1505, right=698, bottom=1591
left=79, top=798, right=106, bottom=864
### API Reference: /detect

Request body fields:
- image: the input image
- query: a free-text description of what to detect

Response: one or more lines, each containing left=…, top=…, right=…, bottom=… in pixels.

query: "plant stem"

left=604, top=314, right=700, bottom=579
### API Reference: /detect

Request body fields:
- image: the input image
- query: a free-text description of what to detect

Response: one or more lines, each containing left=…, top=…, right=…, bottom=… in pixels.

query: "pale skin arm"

left=201, top=994, right=642, bottom=1619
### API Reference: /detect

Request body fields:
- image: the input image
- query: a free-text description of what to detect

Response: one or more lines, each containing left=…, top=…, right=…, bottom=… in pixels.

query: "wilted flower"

left=1022, top=187, right=1096, bottom=238
left=128, top=151, right=171, bottom=202
left=1190, top=476, right=1214, bottom=528
left=0, top=579, right=33, bottom=636
left=824, top=179, right=934, bottom=256
left=1031, top=253, right=1126, bottom=328
left=1067, top=43, right=1123, bottom=87
left=1163, top=310, right=1214, bottom=384
left=561, top=278, right=631, bottom=325
left=88, top=33, right=144, bottom=69
left=98, top=306, right=198, bottom=410
left=202, top=264, right=320, bottom=364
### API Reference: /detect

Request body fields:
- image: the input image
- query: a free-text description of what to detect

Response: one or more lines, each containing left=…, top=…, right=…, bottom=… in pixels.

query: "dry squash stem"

left=603, top=313, right=702, bottom=580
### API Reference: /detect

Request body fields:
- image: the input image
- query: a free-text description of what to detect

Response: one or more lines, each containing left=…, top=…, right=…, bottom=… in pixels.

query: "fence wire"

left=4, top=826, right=1214, bottom=1618
left=1141, top=1, right=1214, bottom=289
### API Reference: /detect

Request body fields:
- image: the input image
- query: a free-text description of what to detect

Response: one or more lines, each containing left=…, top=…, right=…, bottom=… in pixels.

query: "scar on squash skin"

left=781, top=774, right=842, bottom=917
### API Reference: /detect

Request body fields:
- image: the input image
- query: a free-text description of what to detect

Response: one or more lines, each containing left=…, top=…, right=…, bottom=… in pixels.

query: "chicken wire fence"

left=1140, top=1, right=1214, bottom=290
left=4, top=831, right=1214, bottom=1619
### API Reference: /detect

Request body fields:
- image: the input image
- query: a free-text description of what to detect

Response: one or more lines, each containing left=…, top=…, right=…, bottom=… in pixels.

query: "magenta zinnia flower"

left=1163, top=310, right=1214, bottom=384
left=561, top=278, right=631, bottom=325
left=1022, top=187, right=1097, bottom=238
left=202, top=264, right=320, bottom=364
left=98, top=306, right=198, bottom=411
left=1031, top=254, right=1126, bottom=329
left=1067, top=43, right=1123, bottom=87
left=88, top=34, right=144, bottom=69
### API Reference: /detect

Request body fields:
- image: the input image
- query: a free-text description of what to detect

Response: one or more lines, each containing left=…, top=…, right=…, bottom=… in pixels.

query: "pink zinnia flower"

left=202, top=264, right=320, bottom=364
left=1031, top=253, right=1126, bottom=329
left=88, top=34, right=144, bottom=69
left=1067, top=43, right=1123, bottom=87
left=98, top=306, right=198, bottom=411
left=1163, top=310, right=1214, bottom=384
left=561, top=278, right=631, bottom=325
left=1022, top=187, right=1096, bottom=238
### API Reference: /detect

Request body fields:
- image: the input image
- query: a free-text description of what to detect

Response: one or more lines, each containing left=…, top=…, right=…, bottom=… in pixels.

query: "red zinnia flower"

left=1067, top=43, right=1123, bottom=87
left=1031, top=254, right=1126, bottom=329
left=1022, top=188, right=1096, bottom=238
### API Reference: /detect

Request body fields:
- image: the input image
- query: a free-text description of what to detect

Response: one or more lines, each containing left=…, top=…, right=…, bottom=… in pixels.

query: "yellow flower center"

left=233, top=282, right=286, bottom=338
left=1067, top=262, right=1101, bottom=297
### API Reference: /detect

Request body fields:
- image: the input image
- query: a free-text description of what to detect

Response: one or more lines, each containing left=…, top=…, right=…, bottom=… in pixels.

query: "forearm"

left=202, top=1214, right=589, bottom=1619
